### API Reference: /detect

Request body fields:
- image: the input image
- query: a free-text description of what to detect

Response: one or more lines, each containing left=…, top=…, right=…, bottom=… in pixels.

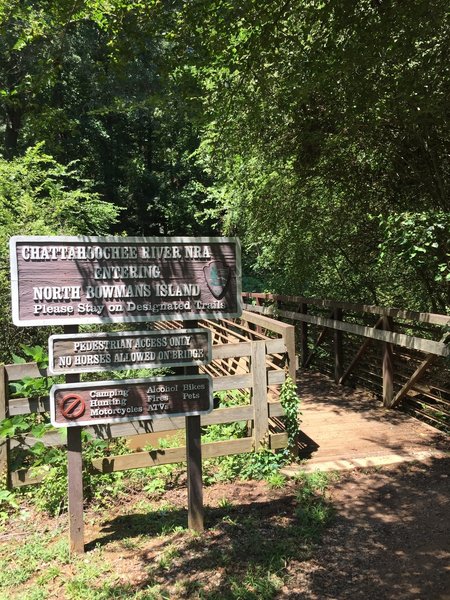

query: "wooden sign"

left=48, top=329, right=212, bottom=375
left=50, top=374, right=213, bottom=428
left=10, top=236, right=242, bottom=326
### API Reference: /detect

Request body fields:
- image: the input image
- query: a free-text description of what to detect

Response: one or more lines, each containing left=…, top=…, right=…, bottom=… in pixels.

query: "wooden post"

left=64, top=325, right=84, bottom=554
left=0, top=365, right=11, bottom=488
left=252, top=340, right=269, bottom=448
left=382, top=316, right=394, bottom=408
left=300, top=303, right=308, bottom=368
left=184, top=321, right=204, bottom=533
left=283, top=324, right=296, bottom=381
left=334, top=307, right=344, bottom=383
left=255, top=297, right=263, bottom=334
left=185, top=411, right=203, bottom=532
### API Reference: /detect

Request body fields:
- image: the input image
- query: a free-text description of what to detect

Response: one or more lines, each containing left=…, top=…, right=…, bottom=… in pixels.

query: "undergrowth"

left=1, top=347, right=302, bottom=519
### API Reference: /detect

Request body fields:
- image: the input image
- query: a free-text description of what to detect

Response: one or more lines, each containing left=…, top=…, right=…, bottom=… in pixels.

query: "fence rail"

left=1, top=311, right=295, bottom=488
left=243, top=293, right=450, bottom=430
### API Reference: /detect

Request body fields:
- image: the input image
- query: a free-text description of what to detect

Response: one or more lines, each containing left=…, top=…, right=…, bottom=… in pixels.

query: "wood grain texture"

left=252, top=341, right=269, bottom=448
left=244, top=304, right=449, bottom=356
left=242, top=293, right=450, bottom=326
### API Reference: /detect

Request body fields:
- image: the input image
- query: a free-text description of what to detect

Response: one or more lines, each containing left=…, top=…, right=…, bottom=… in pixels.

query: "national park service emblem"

left=203, top=260, right=230, bottom=299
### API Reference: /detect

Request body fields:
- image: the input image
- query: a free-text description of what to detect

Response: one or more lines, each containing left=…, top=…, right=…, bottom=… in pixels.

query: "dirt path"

left=3, top=458, right=449, bottom=599
left=284, top=457, right=450, bottom=599
left=79, top=457, right=449, bottom=599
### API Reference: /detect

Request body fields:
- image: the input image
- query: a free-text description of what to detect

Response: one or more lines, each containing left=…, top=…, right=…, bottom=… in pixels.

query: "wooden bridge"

left=1, top=294, right=448, bottom=487
left=242, top=293, right=449, bottom=471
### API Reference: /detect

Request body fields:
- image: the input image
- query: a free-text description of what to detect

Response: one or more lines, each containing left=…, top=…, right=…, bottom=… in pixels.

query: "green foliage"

left=0, top=144, right=120, bottom=242
left=294, top=471, right=336, bottom=539
left=0, top=531, right=69, bottom=589
left=21, top=434, right=128, bottom=516
left=279, top=376, right=301, bottom=455
left=0, top=488, right=19, bottom=523
left=175, top=0, right=450, bottom=311
left=0, top=147, right=121, bottom=363
left=376, top=211, right=450, bottom=310
left=8, top=344, right=54, bottom=399
left=265, top=472, right=287, bottom=489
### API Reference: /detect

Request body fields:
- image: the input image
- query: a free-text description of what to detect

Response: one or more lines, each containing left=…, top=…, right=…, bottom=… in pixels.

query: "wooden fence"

left=243, top=293, right=450, bottom=430
left=0, top=310, right=295, bottom=487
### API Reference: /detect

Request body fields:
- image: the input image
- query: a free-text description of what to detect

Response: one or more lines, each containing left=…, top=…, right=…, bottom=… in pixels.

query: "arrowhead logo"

left=203, top=260, right=230, bottom=299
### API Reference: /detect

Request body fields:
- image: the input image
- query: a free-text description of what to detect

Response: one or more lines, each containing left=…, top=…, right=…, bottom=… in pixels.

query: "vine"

left=279, top=375, right=301, bottom=456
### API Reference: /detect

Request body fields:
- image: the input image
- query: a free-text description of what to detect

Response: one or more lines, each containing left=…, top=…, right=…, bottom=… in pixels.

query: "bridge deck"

left=283, top=370, right=449, bottom=474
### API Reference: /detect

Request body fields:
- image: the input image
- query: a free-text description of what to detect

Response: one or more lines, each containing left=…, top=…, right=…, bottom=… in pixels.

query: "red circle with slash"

left=60, top=393, right=86, bottom=419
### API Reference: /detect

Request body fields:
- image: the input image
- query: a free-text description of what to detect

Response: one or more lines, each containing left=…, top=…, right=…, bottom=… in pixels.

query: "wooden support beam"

left=300, top=303, right=308, bottom=368
left=392, top=333, right=449, bottom=407
left=67, top=425, right=84, bottom=554
left=0, top=365, right=10, bottom=488
left=382, top=317, right=394, bottom=408
left=283, top=324, right=297, bottom=381
left=183, top=321, right=204, bottom=533
left=304, top=328, right=328, bottom=368
left=339, top=317, right=384, bottom=384
left=186, top=414, right=203, bottom=532
left=252, top=340, right=269, bottom=448
left=303, top=311, right=335, bottom=368
left=334, top=308, right=344, bottom=383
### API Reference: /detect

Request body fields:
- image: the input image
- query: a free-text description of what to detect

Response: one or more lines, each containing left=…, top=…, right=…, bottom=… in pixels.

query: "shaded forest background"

left=0, top=0, right=448, bottom=358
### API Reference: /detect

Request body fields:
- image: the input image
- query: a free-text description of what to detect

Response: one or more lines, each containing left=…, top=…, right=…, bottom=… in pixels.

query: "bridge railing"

left=0, top=310, right=295, bottom=487
left=242, top=293, right=450, bottom=430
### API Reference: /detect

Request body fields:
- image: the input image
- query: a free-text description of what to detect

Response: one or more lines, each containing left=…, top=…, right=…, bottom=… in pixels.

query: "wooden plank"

left=245, top=305, right=449, bottom=356
left=242, top=294, right=450, bottom=326
left=211, top=338, right=286, bottom=360
left=268, top=401, right=285, bottom=418
left=252, top=341, right=269, bottom=448
left=212, top=341, right=252, bottom=359
left=91, top=438, right=255, bottom=473
left=270, top=371, right=286, bottom=387
left=10, top=404, right=257, bottom=447
left=241, top=310, right=298, bottom=335
left=265, top=339, right=287, bottom=355
left=5, top=362, right=46, bottom=380
left=9, top=396, right=50, bottom=416
left=270, top=432, right=288, bottom=450
left=0, top=365, right=10, bottom=488
left=10, top=468, right=45, bottom=488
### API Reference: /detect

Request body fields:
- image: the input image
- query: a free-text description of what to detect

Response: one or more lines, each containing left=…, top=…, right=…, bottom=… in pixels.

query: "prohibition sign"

left=60, top=393, right=86, bottom=419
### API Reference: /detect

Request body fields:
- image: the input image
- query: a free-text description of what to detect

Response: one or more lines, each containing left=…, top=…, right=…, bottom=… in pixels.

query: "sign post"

left=183, top=321, right=204, bottom=532
left=10, top=235, right=242, bottom=552
left=64, top=325, right=84, bottom=555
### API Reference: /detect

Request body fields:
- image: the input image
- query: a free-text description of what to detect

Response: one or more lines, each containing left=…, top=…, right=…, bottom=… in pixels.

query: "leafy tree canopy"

left=173, top=0, right=449, bottom=311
